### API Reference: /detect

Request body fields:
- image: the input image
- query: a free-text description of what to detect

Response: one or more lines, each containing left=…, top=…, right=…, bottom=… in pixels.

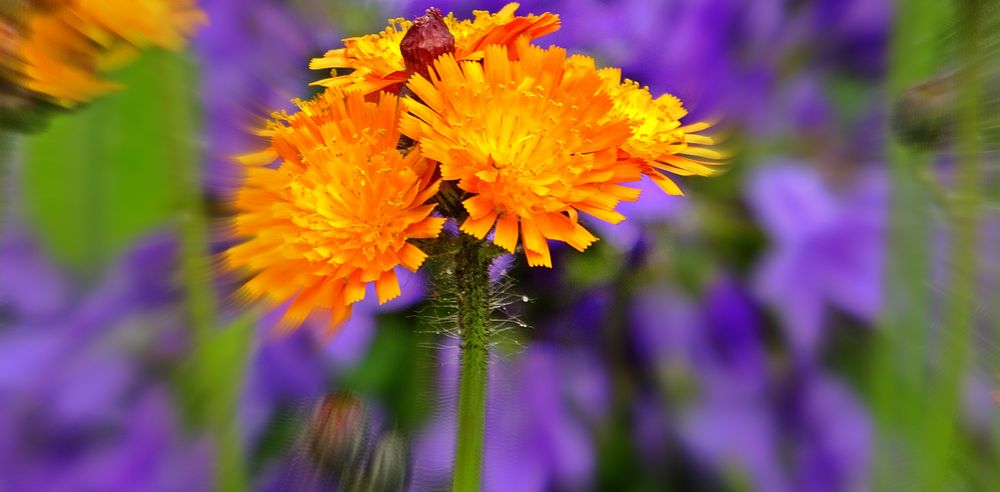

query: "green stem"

left=158, top=51, right=247, bottom=492
left=0, top=133, right=14, bottom=227
left=451, top=234, right=492, bottom=492
left=924, top=1, right=984, bottom=489
left=870, top=1, right=948, bottom=490
left=158, top=49, right=216, bottom=352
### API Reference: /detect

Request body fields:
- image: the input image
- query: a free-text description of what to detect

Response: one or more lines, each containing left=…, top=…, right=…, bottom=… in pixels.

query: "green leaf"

left=21, top=49, right=198, bottom=272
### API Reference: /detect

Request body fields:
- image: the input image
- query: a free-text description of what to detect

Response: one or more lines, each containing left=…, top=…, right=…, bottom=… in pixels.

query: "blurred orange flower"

left=12, top=0, right=205, bottom=106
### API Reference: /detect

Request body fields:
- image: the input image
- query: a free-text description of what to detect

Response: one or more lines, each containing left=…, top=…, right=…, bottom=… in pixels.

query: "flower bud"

left=306, top=392, right=371, bottom=477
left=891, top=72, right=956, bottom=149
left=400, top=7, right=455, bottom=78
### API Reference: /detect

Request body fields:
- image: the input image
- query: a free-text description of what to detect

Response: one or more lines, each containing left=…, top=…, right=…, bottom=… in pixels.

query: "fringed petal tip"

left=460, top=212, right=497, bottom=240
left=375, top=270, right=402, bottom=305
left=524, top=246, right=553, bottom=268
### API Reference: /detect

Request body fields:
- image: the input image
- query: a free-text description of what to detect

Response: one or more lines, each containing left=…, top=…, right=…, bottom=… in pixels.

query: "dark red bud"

left=400, top=7, right=455, bottom=78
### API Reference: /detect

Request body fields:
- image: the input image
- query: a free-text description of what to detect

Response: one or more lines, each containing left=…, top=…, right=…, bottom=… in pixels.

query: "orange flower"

left=595, top=66, right=725, bottom=195
left=310, top=2, right=559, bottom=95
left=13, top=0, right=206, bottom=106
left=227, top=90, right=446, bottom=331
left=400, top=41, right=642, bottom=268
left=227, top=4, right=725, bottom=331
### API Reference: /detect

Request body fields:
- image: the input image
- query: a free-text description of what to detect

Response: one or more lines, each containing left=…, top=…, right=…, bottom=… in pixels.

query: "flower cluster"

left=228, top=2, right=723, bottom=330
left=2, top=0, right=205, bottom=108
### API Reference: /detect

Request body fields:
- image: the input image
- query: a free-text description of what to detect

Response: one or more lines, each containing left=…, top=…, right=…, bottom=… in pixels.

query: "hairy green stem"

left=451, top=234, right=492, bottom=492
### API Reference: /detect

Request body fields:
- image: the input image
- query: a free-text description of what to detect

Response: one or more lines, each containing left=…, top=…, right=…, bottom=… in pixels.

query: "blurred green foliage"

left=22, top=49, right=198, bottom=272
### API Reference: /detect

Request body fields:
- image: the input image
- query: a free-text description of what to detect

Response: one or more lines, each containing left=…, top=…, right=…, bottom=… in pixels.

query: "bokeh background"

left=2, top=0, right=999, bottom=491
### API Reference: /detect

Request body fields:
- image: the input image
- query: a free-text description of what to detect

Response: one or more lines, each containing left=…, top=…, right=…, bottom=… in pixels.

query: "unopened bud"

left=306, top=392, right=371, bottom=478
left=891, top=72, right=956, bottom=149
left=400, top=7, right=455, bottom=78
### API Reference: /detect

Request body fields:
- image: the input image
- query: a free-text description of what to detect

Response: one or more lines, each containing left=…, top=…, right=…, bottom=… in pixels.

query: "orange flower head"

left=400, top=41, right=643, bottom=268
left=13, top=0, right=206, bottom=106
left=310, top=2, right=560, bottom=95
left=595, top=65, right=725, bottom=195
left=227, top=90, right=446, bottom=331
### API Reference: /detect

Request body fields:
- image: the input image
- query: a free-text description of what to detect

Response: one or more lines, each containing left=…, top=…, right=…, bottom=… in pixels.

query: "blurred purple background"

left=3, top=1, right=999, bottom=491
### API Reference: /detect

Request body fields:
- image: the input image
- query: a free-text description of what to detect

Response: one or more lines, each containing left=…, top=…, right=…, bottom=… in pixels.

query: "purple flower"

left=631, top=277, right=769, bottom=400
left=632, top=277, right=872, bottom=491
left=679, top=371, right=871, bottom=492
left=0, top=389, right=212, bottom=492
left=0, top=230, right=210, bottom=491
left=747, top=162, right=886, bottom=357
left=195, top=0, right=318, bottom=194
left=0, top=229, right=69, bottom=320
left=808, top=0, right=892, bottom=77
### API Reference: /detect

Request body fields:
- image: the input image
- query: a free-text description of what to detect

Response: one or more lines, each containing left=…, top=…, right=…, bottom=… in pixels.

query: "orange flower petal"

left=493, top=214, right=520, bottom=252
left=375, top=270, right=402, bottom=304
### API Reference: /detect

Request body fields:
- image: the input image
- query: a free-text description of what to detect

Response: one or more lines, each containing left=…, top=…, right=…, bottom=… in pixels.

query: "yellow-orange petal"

left=493, top=214, right=519, bottom=252
left=648, top=170, right=685, bottom=196
left=409, top=216, right=448, bottom=239
left=519, top=219, right=552, bottom=267
left=463, top=195, right=496, bottom=220
left=375, top=270, right=402, bottom=304
left=461, top=211, right=498, bottom=239
left=399, top=242, right=429, bottom=272
left=344, top=278, right=367, bottom=305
